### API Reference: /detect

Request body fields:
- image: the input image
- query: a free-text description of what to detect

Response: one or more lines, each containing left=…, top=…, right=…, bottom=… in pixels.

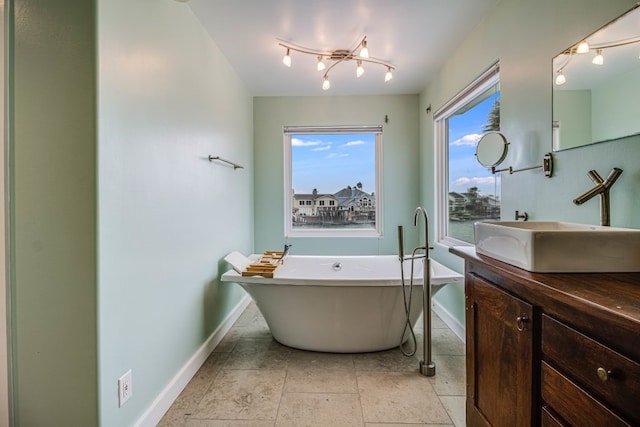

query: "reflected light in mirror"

left=552, top=3, right=640, bottom=151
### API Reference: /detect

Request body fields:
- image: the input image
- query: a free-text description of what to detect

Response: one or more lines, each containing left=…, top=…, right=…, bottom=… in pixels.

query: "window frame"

left=434, top=63, right=500, bottom=248
left=284, top=125, right=383, bottom=238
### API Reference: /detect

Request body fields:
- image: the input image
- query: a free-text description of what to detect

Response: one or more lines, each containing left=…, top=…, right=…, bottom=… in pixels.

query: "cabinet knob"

left=516, top=315, right=528, bottom=331
left=596, top=367, right=614, bottom=382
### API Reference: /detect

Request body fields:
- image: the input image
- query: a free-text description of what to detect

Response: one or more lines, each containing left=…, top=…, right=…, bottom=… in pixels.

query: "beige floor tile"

left=439, top=395, right=466, bottom=427
left=157, top=407, right=187, bottom=427
left=235, top=304, right=263, bottom=326
left=364, top=423, right=452, bottom=427
left=194, top=369, right=286, bottom=420
left=415, top=328, right=465, bottom=359
left=428, top=355, right=466, bottom=396
left=431, top=328, right=465, bottom=356
left=162, top=302, right=467, bottom=427
left=241, top=319, right=273, bottom=339
left=357, top=371, right=451, bottom=424
left=214, top=327, right=246, bottom=353
left=168, top=353, right=230, bottom=413
left=275, top=392, right=364, bottom=427
left=232, top=337, right=290, bottom=354
left=224, top=350, right=289, bottom=370
left=354, top=348, right=419, bottom=372
left=185, top=419, right=276, bottom=426
left=284, top=367, right=358, bottom=393
left=414, top=311, right=448, bottom=331
left=287, top=349, right=355, bottom=371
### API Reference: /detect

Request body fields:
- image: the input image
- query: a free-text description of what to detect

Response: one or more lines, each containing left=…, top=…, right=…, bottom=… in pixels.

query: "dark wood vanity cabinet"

left=451, top=247, right=640, bottom=427
left=466, top=275, right=536, bottom=426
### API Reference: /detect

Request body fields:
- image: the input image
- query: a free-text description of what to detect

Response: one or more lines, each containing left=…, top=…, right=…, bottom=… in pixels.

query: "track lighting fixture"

left=359, top=39, right=369, bottom=58
left=356, top=60, right=365, bottom=78
left=277, top=35, right=395, bottom=90
left=322, top=76, right=331, bottom=91
left=576, top=41, right=590, bottom=54
left=282, top=49, right=292, bottom=67
left=592, top=49, right=604, bottom=65
left=555, top=36, right=640, bottom=85
left=385, top=67, right=393, bottom=82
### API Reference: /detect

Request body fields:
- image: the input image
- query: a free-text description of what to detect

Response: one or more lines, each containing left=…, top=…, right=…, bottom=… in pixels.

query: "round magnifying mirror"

left=475, top=131, right=508, bottom=168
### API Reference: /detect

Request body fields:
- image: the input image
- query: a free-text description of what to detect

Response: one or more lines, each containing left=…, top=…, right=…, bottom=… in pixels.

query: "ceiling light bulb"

left=360, top=40, right=369, bottom=59
left=316, top=56, right=326, bottom=71
left=385, top=68, right=393, bottom=82
left=356, top=60, right=365, bottom=78
left=322, top=76, right=331, bottom=90
left=282, top=49, right=292, bottom=67
left=592, top=49, right=604, bottom=65
left=555, top=69, right=566, bottom=85
left=576, top=41, right=590, bottom=54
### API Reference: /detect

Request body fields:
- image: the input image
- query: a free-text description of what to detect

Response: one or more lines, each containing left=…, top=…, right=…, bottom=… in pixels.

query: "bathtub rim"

left=220, top=255, right=463, bottom=287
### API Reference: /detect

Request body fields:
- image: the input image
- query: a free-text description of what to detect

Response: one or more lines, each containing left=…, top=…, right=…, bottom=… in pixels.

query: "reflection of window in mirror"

left=435, top=62, right=500, bottom=246
left=552, top=121, right=560, bottom=151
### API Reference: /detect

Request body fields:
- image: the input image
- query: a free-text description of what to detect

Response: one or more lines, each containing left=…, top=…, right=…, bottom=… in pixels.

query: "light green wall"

left=592, top=67, right=640, bottom=142
left=553, top=90, right=592, bottom=150
left=9, top=0, right=98, bottom=425
left=97, top=1, right=253, bottom=425
left=8, top=0, right=253, bottom=425
left=420, top=0, right=640, bottom=325
left=253, top=96, right=420, bottom=255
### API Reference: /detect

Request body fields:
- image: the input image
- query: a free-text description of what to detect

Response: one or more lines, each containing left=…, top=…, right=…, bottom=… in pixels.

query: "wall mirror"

left=552, top=4, right=640, bottom=151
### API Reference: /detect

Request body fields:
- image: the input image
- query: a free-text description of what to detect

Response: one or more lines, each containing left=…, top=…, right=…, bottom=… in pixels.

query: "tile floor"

left=159, top=302, right=466, bottom=426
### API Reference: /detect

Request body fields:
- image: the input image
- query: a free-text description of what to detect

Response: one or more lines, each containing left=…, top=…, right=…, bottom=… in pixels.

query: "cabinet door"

left=466, top=274, right=535, bottom=427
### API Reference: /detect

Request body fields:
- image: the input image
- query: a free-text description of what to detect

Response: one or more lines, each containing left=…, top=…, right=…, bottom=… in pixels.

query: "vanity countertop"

left=450, top=246, right=640, bottom=360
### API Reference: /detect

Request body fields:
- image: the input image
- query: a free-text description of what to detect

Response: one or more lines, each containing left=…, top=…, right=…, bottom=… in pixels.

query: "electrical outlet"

left=118, top=370, right=133, bottom=407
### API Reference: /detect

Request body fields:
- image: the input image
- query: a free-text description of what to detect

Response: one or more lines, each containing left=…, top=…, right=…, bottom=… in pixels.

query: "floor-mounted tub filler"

left=221, top=249, right=463, bottom=360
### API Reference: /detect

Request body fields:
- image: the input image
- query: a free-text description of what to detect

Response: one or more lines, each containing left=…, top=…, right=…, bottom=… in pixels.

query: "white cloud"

left=312, top=145, right=331, bottom=151
left=326, top=153, right=349, bottom=159
left=450, top=133, right=482, bottom=147
left=292, top=137, right=322, bottom=147
left=454, top=176, right=496, bottom=186
left=343, top=140, right=366, bottom=147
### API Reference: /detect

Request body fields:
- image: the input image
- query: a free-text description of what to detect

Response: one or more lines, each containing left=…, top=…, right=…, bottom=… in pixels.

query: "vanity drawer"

left=541, top=406, right=566, bottom=427
left=541, top=362, right=631, bottom=426
left=542, top=315, right=640, bottom=425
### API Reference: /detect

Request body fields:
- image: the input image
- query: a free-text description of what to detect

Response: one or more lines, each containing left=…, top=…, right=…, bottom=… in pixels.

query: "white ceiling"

left=187, top=0, right=499, bottom=97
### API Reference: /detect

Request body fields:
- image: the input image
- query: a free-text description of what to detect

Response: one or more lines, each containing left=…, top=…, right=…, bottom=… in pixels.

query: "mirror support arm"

left=492, top=153, right=553, bottom=177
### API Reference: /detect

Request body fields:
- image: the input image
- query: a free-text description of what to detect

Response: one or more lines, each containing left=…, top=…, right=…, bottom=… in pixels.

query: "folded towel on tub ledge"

left=224, top=251, right=252, bottom=274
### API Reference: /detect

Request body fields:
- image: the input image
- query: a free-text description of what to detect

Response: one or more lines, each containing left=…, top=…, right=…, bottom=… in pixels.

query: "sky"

left=291, top=133, right=375, bottom=195
left=448, top=92, right=501, bottom=197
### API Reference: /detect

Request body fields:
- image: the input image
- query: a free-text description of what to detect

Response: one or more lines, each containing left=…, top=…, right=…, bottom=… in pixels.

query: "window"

left=435, top=63, right=500, bottom=246
left=284, top=126, right=382, bottom=237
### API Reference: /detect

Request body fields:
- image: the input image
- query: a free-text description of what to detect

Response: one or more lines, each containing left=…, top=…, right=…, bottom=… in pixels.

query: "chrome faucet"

left=412, top=207, right=436, bottom=377
left=573, top=168, right=623, bottom=226
left=278, top=244, right=292, bottom=263
left=413, top=206, right=430, bottom=256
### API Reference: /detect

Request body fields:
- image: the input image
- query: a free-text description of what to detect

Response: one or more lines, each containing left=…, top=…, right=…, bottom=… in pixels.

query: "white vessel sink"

left=474, top=221, right=640, bottom=273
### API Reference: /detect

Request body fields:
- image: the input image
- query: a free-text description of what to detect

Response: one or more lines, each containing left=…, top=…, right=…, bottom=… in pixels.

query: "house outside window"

left=435, top=63, right=500, bottom=246
left=284, top=126, right=383, bottom=237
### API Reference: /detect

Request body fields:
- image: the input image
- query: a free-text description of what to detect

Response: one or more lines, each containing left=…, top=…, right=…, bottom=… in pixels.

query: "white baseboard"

left=135, top=294, right=252, bottom=427
left=432, top=299, right=465, bottom=344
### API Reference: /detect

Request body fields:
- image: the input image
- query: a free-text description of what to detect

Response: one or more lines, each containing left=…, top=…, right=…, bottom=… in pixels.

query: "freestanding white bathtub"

left=221, top=254, right=463, bottom=353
